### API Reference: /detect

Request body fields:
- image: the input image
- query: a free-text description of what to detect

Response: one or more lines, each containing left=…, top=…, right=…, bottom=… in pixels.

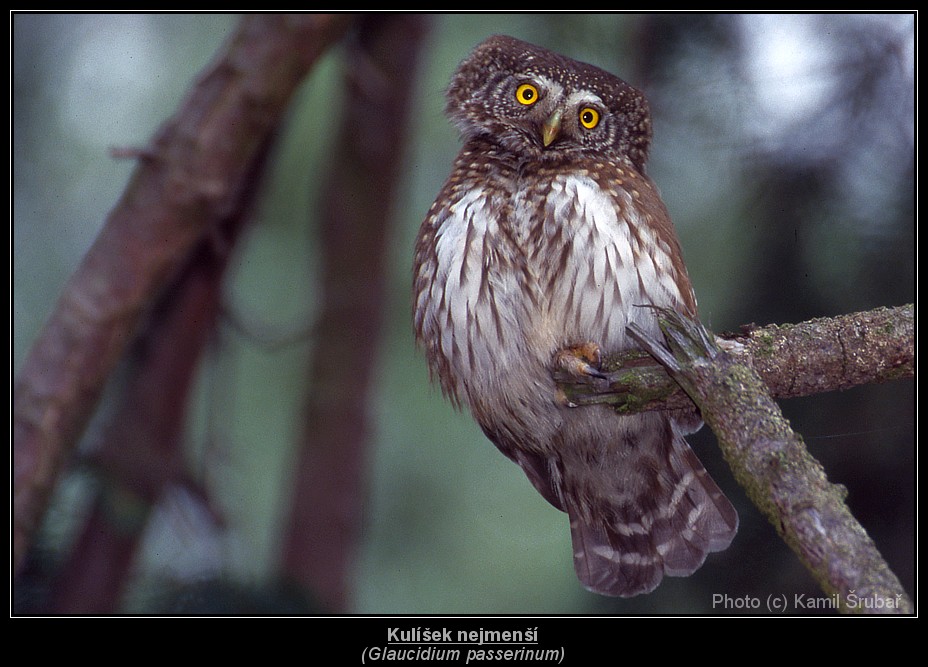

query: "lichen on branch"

left=556, top=304, right=913, bottom=415
left=625, top=307, right=913, bottom=614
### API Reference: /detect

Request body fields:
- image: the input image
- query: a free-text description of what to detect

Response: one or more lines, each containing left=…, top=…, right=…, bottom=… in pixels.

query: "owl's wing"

left=510, top=449, right=567, bottom=512
left=568, top=429, right=738, bottom=597
left=481, top=423, right=567, bottom=512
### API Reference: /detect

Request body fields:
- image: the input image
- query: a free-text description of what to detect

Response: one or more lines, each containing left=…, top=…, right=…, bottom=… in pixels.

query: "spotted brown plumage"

left=413, top=35, right=737, bottom=597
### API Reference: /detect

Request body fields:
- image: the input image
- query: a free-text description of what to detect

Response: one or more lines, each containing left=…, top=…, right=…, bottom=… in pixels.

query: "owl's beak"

left=541, top=109, right=562, bottom=147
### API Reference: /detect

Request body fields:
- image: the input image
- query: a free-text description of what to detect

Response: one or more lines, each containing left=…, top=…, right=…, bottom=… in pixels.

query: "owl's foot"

left=555, top=341, right=607, bottom=380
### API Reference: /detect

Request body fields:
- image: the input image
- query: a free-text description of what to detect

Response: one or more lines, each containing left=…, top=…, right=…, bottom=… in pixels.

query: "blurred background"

left=13, top=13, right=914, bottom=614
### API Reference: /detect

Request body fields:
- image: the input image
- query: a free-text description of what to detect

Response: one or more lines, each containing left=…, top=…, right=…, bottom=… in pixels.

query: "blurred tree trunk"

left=279, top=14, right=430, bottom=613
left=13, top=14, right=352, bottom=597
left=48, top=238, right=238, bottom=613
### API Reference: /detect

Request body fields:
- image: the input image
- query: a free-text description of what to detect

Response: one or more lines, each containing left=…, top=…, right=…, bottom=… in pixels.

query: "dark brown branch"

left=556, top=304, right=914, bottom=413
left=48, top=241, right=228, bottom=613
left=12, top=14, right=353, bottom=574
left=46, top=133, right=271, bottom=614
left=279, top=15, right=430, bottom=612
left=628, top=309, right=913, bottom=614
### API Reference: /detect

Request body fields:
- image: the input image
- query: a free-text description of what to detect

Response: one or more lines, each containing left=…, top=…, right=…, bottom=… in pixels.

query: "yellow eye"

left=579, top=107, right=600, bottom=129
left=515, top=83, right=539, bottom=106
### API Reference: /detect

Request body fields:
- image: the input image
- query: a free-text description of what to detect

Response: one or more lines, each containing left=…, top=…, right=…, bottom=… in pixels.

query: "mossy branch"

left=556, top=304, right=913, bottom=413
left=625, top=308, right=912, bottom=614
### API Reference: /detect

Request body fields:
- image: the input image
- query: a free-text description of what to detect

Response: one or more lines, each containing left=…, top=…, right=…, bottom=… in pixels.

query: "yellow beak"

left=541, top=109, right=562, bottom=147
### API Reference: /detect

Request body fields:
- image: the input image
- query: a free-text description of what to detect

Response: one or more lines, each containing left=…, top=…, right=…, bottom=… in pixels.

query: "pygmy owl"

left=413, top=35, right=737, bottom=597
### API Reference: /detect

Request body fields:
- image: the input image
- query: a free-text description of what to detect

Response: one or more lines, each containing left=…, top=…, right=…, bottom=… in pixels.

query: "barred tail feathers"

left=569, top=431, right=737, bottom=597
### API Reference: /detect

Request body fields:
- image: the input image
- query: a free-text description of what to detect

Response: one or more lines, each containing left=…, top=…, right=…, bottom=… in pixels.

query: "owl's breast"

left=414, top=164, right=690, bottom=420
left=524, top=172, right=689, bottom=352
left=415, top=179, right=550, bottom=401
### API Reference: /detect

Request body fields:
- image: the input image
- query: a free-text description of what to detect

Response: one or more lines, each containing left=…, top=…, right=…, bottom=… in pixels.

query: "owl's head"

left=446, top=35, right=653, bottom=172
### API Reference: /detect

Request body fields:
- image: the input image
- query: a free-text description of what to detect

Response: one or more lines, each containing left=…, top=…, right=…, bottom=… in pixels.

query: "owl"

left=413, top=35, right=738, bottom=597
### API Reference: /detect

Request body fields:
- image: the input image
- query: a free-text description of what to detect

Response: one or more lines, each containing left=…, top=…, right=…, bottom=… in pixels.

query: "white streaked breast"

left=539, top=174, right=684, bottom=351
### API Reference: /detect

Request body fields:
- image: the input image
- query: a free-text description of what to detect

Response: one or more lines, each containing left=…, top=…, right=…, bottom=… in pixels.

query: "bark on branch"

left=556, top=304, right=914, bottom=414
left=12, top=14, right=353, bottom=574
left=626, top=308, right=913, bottom=614
left=48, top=240, right=231, bottom=613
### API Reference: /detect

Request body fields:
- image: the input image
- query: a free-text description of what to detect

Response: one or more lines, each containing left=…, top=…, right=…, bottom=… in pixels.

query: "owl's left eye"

left=579, top=107, right=600, bottom=129
left=515, top=83, right=539, bottom=106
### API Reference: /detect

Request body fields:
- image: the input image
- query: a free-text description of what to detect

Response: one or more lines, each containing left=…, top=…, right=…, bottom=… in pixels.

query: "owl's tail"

left=568, top=432, right=738, bottom=598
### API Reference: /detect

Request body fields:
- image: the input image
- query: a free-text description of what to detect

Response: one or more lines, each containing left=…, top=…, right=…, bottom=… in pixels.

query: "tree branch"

left=45, top=132, right=271, bottom=613
left=556, top=304, right=914, bottom=414
left=627, top=308, right=913, bottom=614
left=279, top=14, right=430, bottom=612
left=48, top=241, right=228, bottom=613
left=12, top=14, right=353, bottom=575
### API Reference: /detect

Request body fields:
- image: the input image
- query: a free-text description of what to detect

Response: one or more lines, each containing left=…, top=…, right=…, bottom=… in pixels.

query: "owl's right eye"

left=515, top=83, right=539, bottom=106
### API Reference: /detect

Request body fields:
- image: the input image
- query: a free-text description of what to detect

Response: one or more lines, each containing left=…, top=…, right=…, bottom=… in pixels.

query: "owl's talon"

left=555, top=342, right=607, bottom=380
left=555, top=387, right=579, bottom=408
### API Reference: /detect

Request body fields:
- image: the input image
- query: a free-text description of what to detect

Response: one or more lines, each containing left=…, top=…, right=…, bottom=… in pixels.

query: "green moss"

left=753, top=331, right=777, bottom=356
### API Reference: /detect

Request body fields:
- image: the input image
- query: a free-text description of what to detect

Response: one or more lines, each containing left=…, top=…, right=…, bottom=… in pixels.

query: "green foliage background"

left=13, top=13, right=915, bottom=614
